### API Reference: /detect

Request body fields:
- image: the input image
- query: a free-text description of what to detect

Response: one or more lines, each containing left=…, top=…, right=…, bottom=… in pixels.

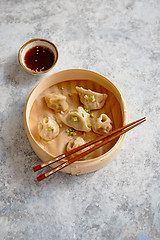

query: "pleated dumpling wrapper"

left=44, top=93, right=68, bottom=112
left=92, top=113, right=112, bottom=135
left=76, top=86, right=107, bottom=110
left=61, top=106, right=91, bottom=132
left=38, top=116, right=59, bottom=141
left=66, top=137, right=86, bottom=157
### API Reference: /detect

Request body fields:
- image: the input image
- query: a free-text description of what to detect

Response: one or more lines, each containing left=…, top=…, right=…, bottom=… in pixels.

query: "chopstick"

left=33, top=117, right=146, bottom=172
left=34, top=117, right=146, bottom=182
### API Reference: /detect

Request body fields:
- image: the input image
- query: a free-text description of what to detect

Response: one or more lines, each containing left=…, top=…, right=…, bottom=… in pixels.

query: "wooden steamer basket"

left=24, top=69, right=129, bottom=175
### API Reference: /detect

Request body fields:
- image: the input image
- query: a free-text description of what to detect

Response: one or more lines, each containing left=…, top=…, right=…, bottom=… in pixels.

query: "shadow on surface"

left=3, top=54, right=41, bottom=87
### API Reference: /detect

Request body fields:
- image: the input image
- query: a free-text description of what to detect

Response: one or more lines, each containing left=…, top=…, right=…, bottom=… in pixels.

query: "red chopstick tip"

left=37, top=174, right=46, bottom=182
left=33, top=165, right=41, bottom=172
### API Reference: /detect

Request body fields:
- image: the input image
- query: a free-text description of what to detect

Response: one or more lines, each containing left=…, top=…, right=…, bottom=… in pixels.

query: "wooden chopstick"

left=33, top=117, right=146, bottom=172
left=35, top=117, right=146, bottom=182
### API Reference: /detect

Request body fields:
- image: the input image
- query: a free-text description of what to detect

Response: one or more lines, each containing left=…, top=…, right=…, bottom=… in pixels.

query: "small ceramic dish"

left=24, top=69, right=129, bottom=175
left=18, top=39, right=58, bottom=74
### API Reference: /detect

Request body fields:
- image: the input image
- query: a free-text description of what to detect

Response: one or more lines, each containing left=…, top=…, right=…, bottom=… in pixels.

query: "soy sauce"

left=24, top=46, right=55, bottom=72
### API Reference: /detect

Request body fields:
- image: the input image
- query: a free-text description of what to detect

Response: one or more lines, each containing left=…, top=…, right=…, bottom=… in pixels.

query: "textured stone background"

left=0, top=0, right=160, bottom=239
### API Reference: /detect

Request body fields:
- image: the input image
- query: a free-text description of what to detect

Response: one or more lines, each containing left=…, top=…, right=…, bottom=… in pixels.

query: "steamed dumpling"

left=66, top=137, right=86, bottom=157
left=76, top=86, right=107, bottom=110
left=61, top=106, right=91, bottom=132
left=38, top=116, right=59, bottom=141
left=44, top=93, right=68, bottom=112
left=92, top=114, right=112, bottom=135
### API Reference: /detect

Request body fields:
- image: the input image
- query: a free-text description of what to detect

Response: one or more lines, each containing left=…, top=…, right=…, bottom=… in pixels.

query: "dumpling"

left=38, top=116, right=59, bottom=141
left=92, top=114, right=112, bottom=135
left=66, top=137, right=86, bottom=157
left=76, top=86, right=107, bottom=110
left=61, top=106, right=91, bottom=132
left=44, top=93, right=68, bottom=112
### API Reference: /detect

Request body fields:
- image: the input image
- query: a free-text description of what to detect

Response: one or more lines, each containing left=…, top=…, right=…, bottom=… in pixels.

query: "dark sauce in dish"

left=24, top=46, right=55, bottom=72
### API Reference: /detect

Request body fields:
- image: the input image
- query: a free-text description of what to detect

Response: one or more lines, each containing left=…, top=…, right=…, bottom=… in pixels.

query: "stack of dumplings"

left=38, top=86, right=112, bottom=145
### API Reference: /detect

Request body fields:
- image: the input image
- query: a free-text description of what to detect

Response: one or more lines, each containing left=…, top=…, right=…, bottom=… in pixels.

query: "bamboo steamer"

left=24, top=69, right=129, bottom=175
